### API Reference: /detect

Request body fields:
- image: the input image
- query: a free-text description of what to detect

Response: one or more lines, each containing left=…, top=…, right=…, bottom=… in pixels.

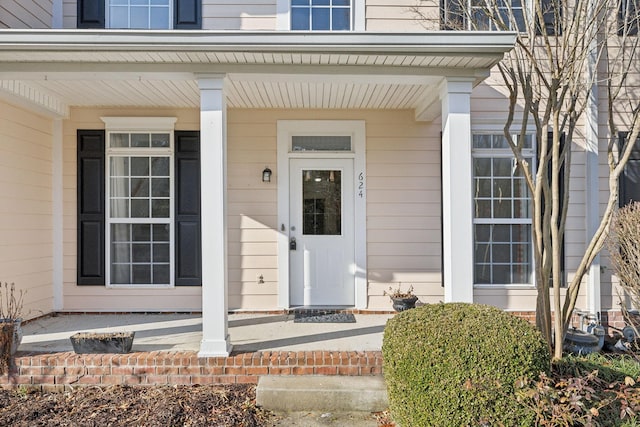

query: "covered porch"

left=0, top=30, right=515, bottom=357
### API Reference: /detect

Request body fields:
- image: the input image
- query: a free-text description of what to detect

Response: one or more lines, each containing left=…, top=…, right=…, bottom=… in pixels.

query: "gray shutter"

left=77, top=0, right=106, bottom=29
left=77, top=130, right=106, bottom=285
left=175, top=131, right=202, bottom=286
left=175, top=0, right=202, bottom=29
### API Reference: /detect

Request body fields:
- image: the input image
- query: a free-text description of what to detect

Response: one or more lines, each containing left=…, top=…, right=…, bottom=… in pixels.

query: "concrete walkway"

left=20, top=313, right=394, bottom=353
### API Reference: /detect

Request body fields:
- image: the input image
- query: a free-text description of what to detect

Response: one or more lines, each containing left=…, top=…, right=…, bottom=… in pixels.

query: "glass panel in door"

left=302, top=170, right=342, bottom=235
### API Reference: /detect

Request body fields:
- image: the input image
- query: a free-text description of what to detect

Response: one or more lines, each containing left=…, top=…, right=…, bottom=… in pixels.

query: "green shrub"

left=382, top=303, right=550, bottom=426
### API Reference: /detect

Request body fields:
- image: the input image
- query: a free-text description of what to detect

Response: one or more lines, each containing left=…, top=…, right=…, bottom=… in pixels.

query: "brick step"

left=256, top=375, right=388, bottom=412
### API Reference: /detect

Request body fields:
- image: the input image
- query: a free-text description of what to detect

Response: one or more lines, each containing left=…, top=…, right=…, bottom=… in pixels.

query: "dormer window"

left=291, top=0, right=351, bottom=30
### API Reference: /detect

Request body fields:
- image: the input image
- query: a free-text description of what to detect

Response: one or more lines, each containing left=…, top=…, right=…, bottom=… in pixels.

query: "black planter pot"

left=391, top=296, right=418, bottom=312
left=70, top=332, right=135, bottom=354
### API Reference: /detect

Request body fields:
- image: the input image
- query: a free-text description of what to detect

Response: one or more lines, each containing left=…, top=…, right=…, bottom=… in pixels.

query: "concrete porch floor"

left=20, top=313, right=394, bottom=354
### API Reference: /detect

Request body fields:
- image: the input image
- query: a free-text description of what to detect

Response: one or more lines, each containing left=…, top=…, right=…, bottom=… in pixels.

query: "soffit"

left=0, top=31, right=516, bottom=115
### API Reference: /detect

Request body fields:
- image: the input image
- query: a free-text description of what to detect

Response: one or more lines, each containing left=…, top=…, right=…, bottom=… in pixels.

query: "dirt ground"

left=0, top=385, right=390, bottom=426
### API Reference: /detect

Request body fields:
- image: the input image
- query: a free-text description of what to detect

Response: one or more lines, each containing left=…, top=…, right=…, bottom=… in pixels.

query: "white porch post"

left=440, top=78, right=474, bottom=303
left=197, top=75, right=232, bottom=357
left=52, top=118, right=63, bottom=311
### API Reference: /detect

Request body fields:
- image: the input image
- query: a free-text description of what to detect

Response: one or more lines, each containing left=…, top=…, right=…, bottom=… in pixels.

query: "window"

left=77, top=125, right=202, bottom=287
left=107, top=0, right=171, bottom=29
left=107, top=132, right=173, bottom=286
left=77, top=0, right=201, bottom=29
left=441, top=0, right=558, bottom=34
left=619, top=0, right=639, bottom=36
left=291, top=0, right=351, bottom=30
left=619, top=132, right=640, bottom=206
left=473, top=134, right=534, bottom=285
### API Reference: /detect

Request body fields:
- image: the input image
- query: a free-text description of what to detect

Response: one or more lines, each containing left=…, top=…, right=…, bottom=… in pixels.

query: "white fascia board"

left=0, top=30, right=516, bottom=55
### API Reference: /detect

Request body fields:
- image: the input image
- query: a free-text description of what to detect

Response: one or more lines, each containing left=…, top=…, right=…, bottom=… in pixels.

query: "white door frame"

left=277, top=120, right=367, bottom=309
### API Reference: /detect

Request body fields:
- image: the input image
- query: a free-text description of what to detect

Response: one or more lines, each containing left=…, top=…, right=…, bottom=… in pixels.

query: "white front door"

left=289, top=158, right=355, bottom=306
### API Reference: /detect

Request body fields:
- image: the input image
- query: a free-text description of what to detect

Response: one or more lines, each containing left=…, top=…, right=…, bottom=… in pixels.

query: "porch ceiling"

left=0, top=30, right=516, bottom=117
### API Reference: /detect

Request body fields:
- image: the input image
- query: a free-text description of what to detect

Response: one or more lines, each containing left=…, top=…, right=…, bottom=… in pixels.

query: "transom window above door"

left=291, top=0, right=351, bottom=30
left=108, top=0, right=171, bottom=29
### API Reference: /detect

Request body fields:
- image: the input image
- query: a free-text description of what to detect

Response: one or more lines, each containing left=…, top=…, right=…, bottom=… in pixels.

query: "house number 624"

left=358, top=172, right=365, bottom=198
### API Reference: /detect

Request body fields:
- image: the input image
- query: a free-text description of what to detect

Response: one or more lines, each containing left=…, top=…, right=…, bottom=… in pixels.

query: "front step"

left=256, top=376, right=388, bottom=412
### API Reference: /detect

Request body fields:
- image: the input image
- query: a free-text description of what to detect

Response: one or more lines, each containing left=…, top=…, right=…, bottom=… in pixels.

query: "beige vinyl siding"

left=203, top=0, right=276, bottom=30
left=0, top=0, right=52, bottom=28
left=366, top=0, right=439, bottom=32
left=0, top=100, right=54, bottom=319
left=62, top=107, right=202, bottom=312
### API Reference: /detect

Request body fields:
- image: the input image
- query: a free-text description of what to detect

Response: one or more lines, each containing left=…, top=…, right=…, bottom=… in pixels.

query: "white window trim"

left=276, top=0, right=364, bottom=30
left=102, top=117, right=177, bottom=289
left=471, top=131, right=536, bottom=288
left=105, top=0, right=173, bottom=30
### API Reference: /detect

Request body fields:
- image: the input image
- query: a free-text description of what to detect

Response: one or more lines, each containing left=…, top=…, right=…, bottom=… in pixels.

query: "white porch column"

left=52, top=118, right=63, bottom=311
left=440, top=78, right=474, bottom=303
left=198, top=75, right=232, bottom=357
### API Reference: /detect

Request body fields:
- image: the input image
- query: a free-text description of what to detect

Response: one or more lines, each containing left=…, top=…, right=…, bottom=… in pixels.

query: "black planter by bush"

left=391, top=296, right=418, bottom=312
left=70, top=332, right=135, bottom=354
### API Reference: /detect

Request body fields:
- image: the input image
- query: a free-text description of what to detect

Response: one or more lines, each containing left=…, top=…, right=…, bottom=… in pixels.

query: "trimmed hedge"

left=382, top=303, right=550, bottom=426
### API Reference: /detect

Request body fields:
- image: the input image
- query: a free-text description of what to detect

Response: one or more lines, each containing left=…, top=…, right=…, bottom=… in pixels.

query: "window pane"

left=110, top=133, right=129, bottom=148
left=292, top=8, right=310, bottom=29
left=493, top=158, right=512, bottom=176
left=475, top=243, right=490, bottom=264
left=131, top=199, right=150, bottom=217
left=292, top=136, right=351, bottom=151
left=111, top=178, right=129, bottom=197
left=312, top=8, right=330, bottom=30
left=493, top=224, right=510, bottom=242
left=492, top=244, right=510, bottom=263
left=132, top=265, right=151, bottom=284
left=302, top=170, right=342, bottom=235
left=153, top=224, right=170, bottom=241
left=473, top=134, right=492, bottom=149
left=130, top=7, right=149, bottom=29
left=153, top=243, right=170, bottom=262
left=474, top=200, right=491, bottom=218
left=110, top=199, right=129, bottom=218
left=131, top=178, right=150, bottom=197
left=333, top=0, right=350, bottom=5
left=151, top=133, right=170, bottom=147
left=152, top=178, right=170, bottom=197
left=332, top=8, right=350, bottom=30
left=132, top=224, right=151, bottom=241
left=475, top=263, right=491, bottom=284
left=493, top=199, right=512, bottom=218
left=112, top=224, right=130, bottom=241
left=493, top=178, right=512, bottom=198
left=109, top=7, right=128, bottom=28
left=312, top=0, right=330, bottom=5
left=152, top=199, right=170, bottom=218
left=292, top=0, right=309, bottom=4
left=110, top=157, right=129, bottom=176
left=153, top=265, right=170, bottom=284
left=152, top=157, right=170, bottom=176
left=475, top=178, right=491, bottom=198
left=131, top=134, right=150, bottom=148
left=111, top=264, right=130, bottom=284
left=150, top=8, right=169, bottom=29
left=112, top=243, right=130, bottom=263
left=475, top=224, right=491, bottom=242
left=473, top=158, right=491, bottom=177
left=131, top=157, right=149, bottom=176
left=492, top=265, right=511, bottom=284
left=132, top=243, right=151, bottom=262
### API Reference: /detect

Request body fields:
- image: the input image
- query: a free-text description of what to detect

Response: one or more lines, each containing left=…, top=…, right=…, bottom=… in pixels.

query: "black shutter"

left=175, top=0, right=202, bottom=29
left=619, top=132, right=640, bottom=207
left=175, top=131, right=202, bottom=286
left=77, top=130, right=106, bottom=285
left=440, top=0, right=465, bottom=30
left=77, top=0, right=105, bottom=29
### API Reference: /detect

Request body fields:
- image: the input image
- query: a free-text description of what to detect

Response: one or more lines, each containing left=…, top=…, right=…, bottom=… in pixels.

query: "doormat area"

left=293, top=312, right=357, bottom=323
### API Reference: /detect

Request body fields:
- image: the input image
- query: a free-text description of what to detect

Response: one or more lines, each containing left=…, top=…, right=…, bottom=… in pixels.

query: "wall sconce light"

left=262, top=166, right=272, bottom=183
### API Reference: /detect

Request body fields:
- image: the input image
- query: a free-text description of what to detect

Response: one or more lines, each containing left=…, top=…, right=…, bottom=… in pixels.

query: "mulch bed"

left=0, top=384, right=272, bottom=426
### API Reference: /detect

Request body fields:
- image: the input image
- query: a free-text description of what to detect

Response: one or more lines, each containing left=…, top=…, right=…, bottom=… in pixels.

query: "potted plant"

left=384, top=284, right=418, bottom=312
left=0, top=282, right=24, bottom=373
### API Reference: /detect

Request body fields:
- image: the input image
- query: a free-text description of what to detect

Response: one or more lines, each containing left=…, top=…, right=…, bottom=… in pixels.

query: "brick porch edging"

left=0, top=350, right=383, bottom=391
